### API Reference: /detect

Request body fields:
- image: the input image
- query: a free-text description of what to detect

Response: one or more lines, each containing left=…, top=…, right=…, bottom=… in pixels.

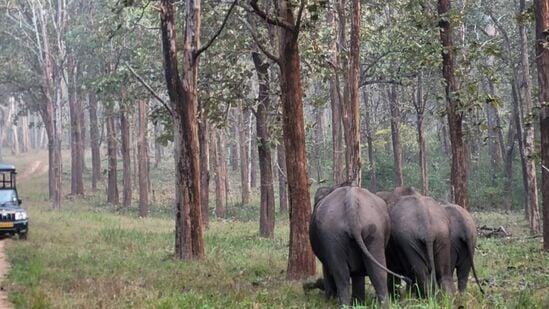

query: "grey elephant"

left=440, top=201, right=484, bottom=294
left=310, top=185, right=408, bottom=306
left=378, top=187, right=453, bottom=298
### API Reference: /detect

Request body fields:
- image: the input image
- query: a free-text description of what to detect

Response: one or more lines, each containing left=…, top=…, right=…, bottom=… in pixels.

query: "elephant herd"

left=309, top=184, right=483, bottom=306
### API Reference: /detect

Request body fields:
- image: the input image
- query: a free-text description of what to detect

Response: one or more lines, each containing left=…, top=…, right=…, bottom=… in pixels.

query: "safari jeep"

left=0, top=163, right=28, bottom=240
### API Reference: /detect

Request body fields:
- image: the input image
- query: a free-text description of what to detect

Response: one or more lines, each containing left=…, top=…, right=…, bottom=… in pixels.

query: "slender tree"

left=438, top=0, right=469, bottom=209
left=137, top=100, right=150, bottom=217
left=252, top=51, right=275, bottom=238
left=250, top=0, right=316, bottom=279
left=534, top=0, right=549, bottom=250
left=120, top=109, right=132, bottom=207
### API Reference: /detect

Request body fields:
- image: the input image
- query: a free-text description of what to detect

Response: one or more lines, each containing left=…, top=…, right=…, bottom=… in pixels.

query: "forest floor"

left=0, top=155, right=46, bottom=309
left=0, top=151, right=548, bottom=308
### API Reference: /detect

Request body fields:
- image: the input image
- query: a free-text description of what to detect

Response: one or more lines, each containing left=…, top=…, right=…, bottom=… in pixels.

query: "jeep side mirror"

left=18, top=199, right=22, bottom=205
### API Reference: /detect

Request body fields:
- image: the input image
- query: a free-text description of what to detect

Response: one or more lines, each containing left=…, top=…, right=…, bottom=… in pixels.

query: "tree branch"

left=241, top=17, right=280, bottom=64
left=249, top=0, right=294, bottom=31
left=124, top=62, right=173, bottom=117
left=195, top=0, right=238, bottom=59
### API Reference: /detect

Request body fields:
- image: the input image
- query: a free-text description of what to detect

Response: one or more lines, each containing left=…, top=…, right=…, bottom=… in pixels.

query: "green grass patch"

left=2, top=152, right=548, bottom=308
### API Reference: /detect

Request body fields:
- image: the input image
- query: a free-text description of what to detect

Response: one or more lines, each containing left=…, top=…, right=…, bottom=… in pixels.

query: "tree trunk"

left=276, top=0, right=316, bottom=279
left=534, top=0, right=549, bottom=249
left=199, top=108, right=210, bottom=227
left=229, top=119, right=239, bottom=171
left=213, top=129, right=227, bottom=219
left=415, top=73, right=428, bottom=195
left=154, top=122, right=162, bottom=168
left=89, top=91, right=101, bottom=192
left=21, top=111, right=30, bottom=153
left=438, top=0, right=469, bottom=209
left=313, top=106, right=325, bottom=183
left=106, top=108, right=119, bottom=205
left=362, top=88, right=377, bottom=192
left=9, top=98, right=18, bottom=156
left=388, top=85, right=404, bottom=187
left=519, top=0, right=541, bottom=234
left=160, top=0, right=204, bottom=259
left=327, top=8, right=345, bottom=185
left=250, top=127, right=258, bottom=189
left=503, top=109, right=516, bottom=211
left=277, top=141, right=288, bottom=213
left=238, top=103, right=251, bottom=205
left=138, top=100, right=150, bottom=217
left=347, top=0, right=362, bottom=185
left=252, top=51, right=275, bottom=238
left=68, top=57, right=84, bottom=196
left=120, top=111, right=132, bottom=208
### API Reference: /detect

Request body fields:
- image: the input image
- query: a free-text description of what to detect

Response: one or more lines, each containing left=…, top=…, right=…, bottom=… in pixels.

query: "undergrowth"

left=3, top=151, right=548, bottom=308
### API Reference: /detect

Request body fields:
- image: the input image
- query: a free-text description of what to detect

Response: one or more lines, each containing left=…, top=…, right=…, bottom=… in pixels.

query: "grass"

left=2, top=151, right=549, bottom=308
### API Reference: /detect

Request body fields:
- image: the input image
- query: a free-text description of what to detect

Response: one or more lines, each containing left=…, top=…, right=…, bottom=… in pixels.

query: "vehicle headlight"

left=15, top=211, right=27, bottom=220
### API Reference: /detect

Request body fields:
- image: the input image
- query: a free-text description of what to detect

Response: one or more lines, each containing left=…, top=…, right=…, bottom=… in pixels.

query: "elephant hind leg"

left=456, top=258, right=472, bottom=293
left=322, top=266, right=337, bottom=299
left=351, top=275, right=365, bottom=304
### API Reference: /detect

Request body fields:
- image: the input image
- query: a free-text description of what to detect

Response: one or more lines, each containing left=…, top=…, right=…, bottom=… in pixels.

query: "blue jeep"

left=0, top=163, right=28, bottom=240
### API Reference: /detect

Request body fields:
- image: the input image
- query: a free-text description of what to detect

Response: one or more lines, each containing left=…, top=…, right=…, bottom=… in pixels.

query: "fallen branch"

left=477, top=225, right=512, bottom=238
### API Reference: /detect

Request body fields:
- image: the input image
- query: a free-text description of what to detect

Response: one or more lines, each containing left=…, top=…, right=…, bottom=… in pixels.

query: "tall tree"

left=238, top=102, right=251, bottom=205
left=68, top=51, right=84, bottom=196
left=438, top=0, right=469, bottom=209
left=327, top=5, right=345, bottom=184
left=414, top=73, right=428, bottom=195
left=535, top=0, right=549, bottom=250
left=388, top=85, right=403, bottom=187
left=88, top=91, right=101, bottom=192
left=159, top=0, right=235, bottom=259
left=347, top=0, right=362, bottom=185
left=252, top=51, right=275, bottom=238
left=106, top=107, right=119, bottom=205
left=518, top=0, right=541, bottom=234
left=199, top=108, right=210, bottom=227
left=250, top=0, right=316, bottom=279
left=137, top=100, right=149, bottom=217
left=120, top=109, right=132, bottom=208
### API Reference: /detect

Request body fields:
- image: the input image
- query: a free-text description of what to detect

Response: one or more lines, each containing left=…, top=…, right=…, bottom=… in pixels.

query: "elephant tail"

left=468, top=243, right=485, bottom=295
left=346, top=189, right=411, bottom=284
left=353, top=228, right=411, bottom=284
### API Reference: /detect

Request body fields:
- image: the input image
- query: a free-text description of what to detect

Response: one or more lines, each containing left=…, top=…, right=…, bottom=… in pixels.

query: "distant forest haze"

left=0, top=0, right=548, bottom=288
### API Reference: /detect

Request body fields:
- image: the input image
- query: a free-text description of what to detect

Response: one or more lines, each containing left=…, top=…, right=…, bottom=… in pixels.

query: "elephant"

left=378, top=187, right=453, bottom=298
left=310, top=184, right=408, bottom=306
left=440, top=201, right=484, bottom=294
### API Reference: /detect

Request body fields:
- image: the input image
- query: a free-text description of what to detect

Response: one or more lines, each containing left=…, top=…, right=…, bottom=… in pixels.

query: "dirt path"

left=0, top=240, right=10, bottom=309
left=0, top=159, right=45, bottom=309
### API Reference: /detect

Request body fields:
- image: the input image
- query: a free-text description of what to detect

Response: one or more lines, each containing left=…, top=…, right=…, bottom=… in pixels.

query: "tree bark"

left=89, top=91, right=101, bottom=192
left=213, top=129, right=227, bottom=219
left=277, top=141, right=288, bottom=213
left=519, top=0, right=541, bottom=234
left=120, top=110, right=132, bottom=208
left=415, top=73, right=428, bottom=195
left=68, top=57, right=84, bottom=196
left=273, top=0, right=316, bottom=279
left=388, top=85, right=404, bottom=187
left=199, top=108, right=210, bottom=227
left=252, top=51, right=275, bottom=238
left=503, top=110, right=516, bottom=211
left=138, top=100, right=150, bottom=217
left=534, top=0, right=549, bottom=249
left=106, top=107, right=119, bottom=205
left=238, top=103, right=251, bottom=205
left=160, top=0, right=204, bottom=259
left=327, top=8, right=345, bottom=185
left=9, top=98, right=18, bottom=156
left=347, top=0, right=362, bottom=185
left=438, top=0, right=469, bottom=209
left=362, top=88, right=377, bottom=192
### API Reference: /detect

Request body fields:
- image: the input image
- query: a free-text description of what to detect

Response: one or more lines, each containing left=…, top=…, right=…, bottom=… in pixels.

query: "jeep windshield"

left=0, top=189, right=18, bottom=206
